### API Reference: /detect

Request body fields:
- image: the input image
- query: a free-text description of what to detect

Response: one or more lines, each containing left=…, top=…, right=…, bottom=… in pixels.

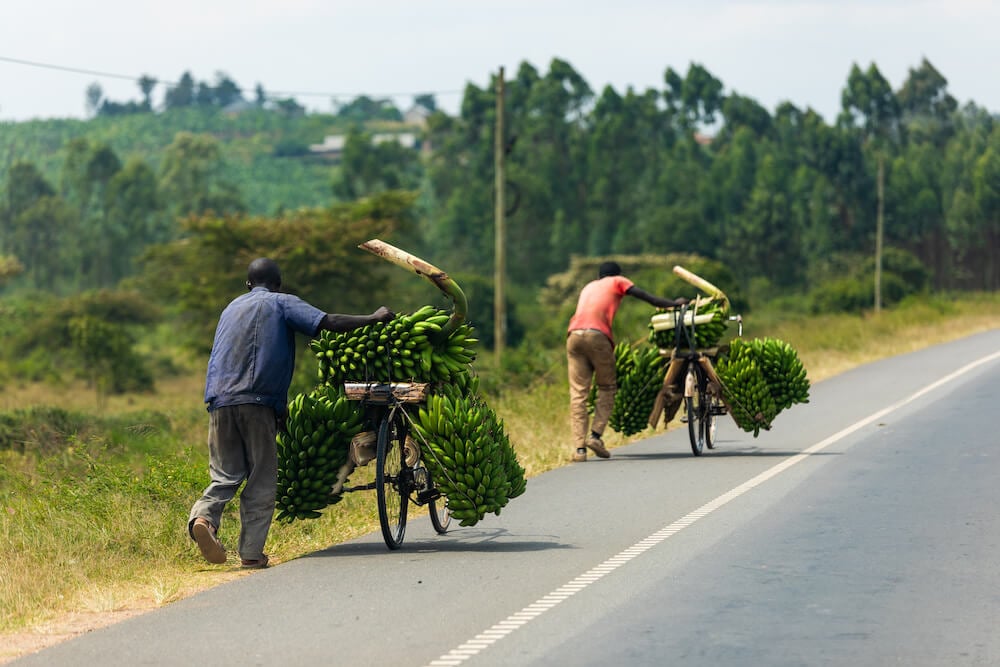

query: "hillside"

left=0, top=107, right=402, bottom=214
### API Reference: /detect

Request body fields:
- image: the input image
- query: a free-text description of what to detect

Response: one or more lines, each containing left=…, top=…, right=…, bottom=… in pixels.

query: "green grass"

left=1, top=292, right=998, bottom=653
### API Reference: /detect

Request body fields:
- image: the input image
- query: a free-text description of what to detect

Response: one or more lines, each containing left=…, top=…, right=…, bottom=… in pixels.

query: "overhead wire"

left=0, top=54, right=464, bottom=101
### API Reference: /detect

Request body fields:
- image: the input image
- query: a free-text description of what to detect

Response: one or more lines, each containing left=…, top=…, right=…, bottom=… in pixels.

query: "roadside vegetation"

left=1, top=53, right=999, bottom=661
left=2, top=293, right=998, bottom=650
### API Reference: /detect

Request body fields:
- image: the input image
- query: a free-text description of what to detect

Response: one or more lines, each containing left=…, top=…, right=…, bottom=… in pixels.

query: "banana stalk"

left=359, top=239, right=468, bottom=340
left=672, top=265, right=730, bottom=313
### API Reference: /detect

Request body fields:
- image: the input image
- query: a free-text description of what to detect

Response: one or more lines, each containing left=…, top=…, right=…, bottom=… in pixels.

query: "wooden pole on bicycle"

left=358, top=239, right=468, bottom=339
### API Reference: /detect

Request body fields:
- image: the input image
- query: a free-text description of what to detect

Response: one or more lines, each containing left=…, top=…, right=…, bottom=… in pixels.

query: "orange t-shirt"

left=567, top=275, right=634, bottom=339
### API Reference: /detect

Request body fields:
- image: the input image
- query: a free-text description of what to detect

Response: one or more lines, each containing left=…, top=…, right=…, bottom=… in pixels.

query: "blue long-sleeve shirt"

left=204, top=287, right=325, bottom=414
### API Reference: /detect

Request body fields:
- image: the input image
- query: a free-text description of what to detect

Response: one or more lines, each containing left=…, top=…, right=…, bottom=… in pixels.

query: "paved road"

left=13, top=329, right=1000, bottom=666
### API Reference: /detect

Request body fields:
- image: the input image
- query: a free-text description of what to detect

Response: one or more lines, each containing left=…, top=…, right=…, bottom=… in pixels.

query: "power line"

left=0, top=54, right=464, bottom=100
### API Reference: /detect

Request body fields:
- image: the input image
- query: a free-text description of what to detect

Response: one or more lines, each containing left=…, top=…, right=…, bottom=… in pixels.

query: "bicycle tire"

left=376, top=411, right=409, bottom=549
left=705, top=396, right=719, bottom=449
left=686, top=364, right=709, bottom=456
left=428, top=495, right=451, bottom=534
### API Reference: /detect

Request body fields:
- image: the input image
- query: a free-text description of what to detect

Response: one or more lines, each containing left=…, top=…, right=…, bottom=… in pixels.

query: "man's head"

left=598, top=261, right=622, bottom=278
left=246, top=258, right=282, bottom=291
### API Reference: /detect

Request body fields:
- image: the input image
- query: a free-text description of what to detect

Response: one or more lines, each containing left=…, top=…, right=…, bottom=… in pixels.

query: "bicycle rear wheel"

left=376, top=411, right=409, bottom=549
left=686, top=365, right=711, bottom=456
left=429, top=495, right=451, bottom=534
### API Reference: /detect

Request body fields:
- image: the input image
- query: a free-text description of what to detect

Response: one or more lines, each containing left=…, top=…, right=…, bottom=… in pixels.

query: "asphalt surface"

left=12, top=328, right=1000, bottom=667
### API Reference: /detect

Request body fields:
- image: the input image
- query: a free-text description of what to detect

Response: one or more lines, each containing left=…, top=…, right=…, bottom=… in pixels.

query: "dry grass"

left=1, top=294, right=998, bottom=662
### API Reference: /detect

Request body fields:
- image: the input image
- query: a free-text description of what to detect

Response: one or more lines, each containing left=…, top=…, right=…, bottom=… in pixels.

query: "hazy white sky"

left=1, top=0, right=997, bottom=123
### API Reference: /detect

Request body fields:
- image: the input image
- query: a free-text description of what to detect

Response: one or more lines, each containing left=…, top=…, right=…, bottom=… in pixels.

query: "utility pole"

left=494, top=66, right=507, bottom=361
left=874, top=152, right=884, bottom=314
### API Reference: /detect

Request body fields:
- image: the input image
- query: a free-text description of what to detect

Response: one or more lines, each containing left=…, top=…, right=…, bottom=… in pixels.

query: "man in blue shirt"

left=188, top=257, right=393, bottom=568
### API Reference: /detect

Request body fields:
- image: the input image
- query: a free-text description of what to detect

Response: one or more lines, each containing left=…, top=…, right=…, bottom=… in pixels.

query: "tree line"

left=1, top=55, right=997, bottom=398
left=412, top=58, right=999, bottom=303
left=2, top=57, right=999, bottom=305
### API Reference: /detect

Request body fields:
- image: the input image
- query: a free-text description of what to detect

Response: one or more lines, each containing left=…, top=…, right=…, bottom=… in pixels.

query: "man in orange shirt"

left=567, top=262, right=688, bottom=462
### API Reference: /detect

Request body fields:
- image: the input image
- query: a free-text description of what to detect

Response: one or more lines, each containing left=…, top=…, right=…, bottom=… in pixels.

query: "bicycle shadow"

left=305, top=528, right=574, bottom=558
left=613, top=447, right=842, bottom=461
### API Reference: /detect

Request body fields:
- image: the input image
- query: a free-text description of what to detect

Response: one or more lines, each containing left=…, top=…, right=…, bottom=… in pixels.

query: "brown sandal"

left=192, top=518, right=227, bottom=564
left=240, top=555, right=269, bottom=569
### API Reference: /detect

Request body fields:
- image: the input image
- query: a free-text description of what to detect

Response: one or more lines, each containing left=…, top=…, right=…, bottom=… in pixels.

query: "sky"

left=1, top=0, right=998, bottom=124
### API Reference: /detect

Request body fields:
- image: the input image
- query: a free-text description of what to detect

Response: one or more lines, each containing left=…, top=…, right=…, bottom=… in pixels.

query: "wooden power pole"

left=494, top=66, right=507, bottom=361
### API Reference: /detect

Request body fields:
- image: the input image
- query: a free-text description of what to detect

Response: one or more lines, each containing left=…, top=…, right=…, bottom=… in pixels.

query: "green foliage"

left=137, top=191, right=416, bottom=353
left=0, top=407, right=173, bottom=456
left=806, top=247, right=929, bottom=313
left=2, top=54, right=1000, bottom=309
left=450, top=272, right=526, bottom=348
left=4, top=290, right=160, bottom=396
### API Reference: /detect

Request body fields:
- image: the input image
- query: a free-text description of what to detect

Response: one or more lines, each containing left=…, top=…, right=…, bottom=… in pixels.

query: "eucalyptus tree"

left=662, top=63, right=725, bottom=132
left=158, top=131, right=246, bottom=219
left=1, top=161, right=75, bottom=290
left=839, top=62, right=903, bottom=311
left=138, top=75, right=158, bottom=111
left=103, top=158, right=165, bottom=284
left=585, top=86, right=674, bottom=257
left=422, top=82, right=496, bottom=275
left=503, top=58, right=593, bottom=281
left=896, top=58, right=957, bottom=147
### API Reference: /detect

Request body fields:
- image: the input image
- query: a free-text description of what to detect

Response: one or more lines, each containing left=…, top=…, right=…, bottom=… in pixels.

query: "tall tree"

left=840, top=62, right=903, bottom=311
left=138, top=75, right=158, bottom=111
left=897, top=58, right=957, bottom=146
left=158, top=132, right=246, bottom=218
left=163, top=71, right=196, bottom=109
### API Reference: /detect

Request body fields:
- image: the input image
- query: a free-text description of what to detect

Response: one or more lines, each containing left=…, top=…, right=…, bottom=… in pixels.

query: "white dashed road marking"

left=425, top=349, right=1000, bottom=666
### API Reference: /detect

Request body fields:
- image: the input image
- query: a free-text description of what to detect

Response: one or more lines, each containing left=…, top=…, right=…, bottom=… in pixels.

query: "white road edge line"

left=424, top=349, right=1000, bottom=666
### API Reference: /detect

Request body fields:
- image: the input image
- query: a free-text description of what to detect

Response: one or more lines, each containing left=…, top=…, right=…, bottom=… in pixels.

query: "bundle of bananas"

left=715, top=337, right=810, bottom=437
left=409, top=383, right=527, bottom=526
left=745, top=337, right=811, bottom=411
left=608, top=345, right=668, bottom=436
left=310, top=305, right=478, bottom=385
left=649, top=299, right=729, bottom=350
left=275, top=385, right=364, bottom=522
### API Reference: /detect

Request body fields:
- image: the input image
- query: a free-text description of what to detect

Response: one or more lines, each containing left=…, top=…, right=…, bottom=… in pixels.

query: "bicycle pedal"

left=416, top=487, right=441, bottom=505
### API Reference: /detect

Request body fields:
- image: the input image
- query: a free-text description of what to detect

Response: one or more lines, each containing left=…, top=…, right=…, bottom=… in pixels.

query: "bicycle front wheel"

left=376, top=412, right=409, bottom=549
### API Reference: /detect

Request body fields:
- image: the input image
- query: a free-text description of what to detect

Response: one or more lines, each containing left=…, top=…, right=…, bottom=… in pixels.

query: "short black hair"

left=598, top=261, right=622, bottom=278
left=247, top=258, right=282, bottom=289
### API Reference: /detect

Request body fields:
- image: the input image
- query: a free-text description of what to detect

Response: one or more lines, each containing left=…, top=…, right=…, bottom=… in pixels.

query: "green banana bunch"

left=409, top=383, right=527, bottom=527
left=275, top=385, right=365, bottom=522
left=608, top=345, right=667, bottom=436
left=309, top=305, right=479, bottom=385
left=716, top=337, right=809, bottom=437
left=649, top=298, right=729, bottom=349
left=746, top=337, right=811, bottom=411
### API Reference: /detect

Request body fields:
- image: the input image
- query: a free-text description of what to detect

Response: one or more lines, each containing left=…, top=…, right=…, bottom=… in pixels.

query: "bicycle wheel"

left=686, top=365, right=710, bottom=456
left=705, top=396, right=719, bottom=449
left=428, top=493, right=451, bottom=534
left=376, top=411, right=409, bottom=549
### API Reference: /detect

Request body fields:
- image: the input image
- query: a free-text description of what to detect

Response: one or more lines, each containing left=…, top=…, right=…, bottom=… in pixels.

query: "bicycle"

left=340, top=381, right=451, bottom=549
left=655, top=301, right=741, bottom=456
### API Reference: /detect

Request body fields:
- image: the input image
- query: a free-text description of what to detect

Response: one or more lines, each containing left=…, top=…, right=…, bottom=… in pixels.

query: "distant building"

left=308, top=134, right=348, bottom=157
left=403, top=103, right=433, bottom=128
left=308, top=132, right=421, bottom=160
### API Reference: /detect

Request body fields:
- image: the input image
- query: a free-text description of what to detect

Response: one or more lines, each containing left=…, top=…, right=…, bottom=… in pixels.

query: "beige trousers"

left=567, top=329, right=617, bottom=448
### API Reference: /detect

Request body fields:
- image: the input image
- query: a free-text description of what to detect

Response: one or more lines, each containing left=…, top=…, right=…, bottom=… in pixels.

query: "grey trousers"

left=566, top=329, right=617, bottom=449
left=188, top=403, right=278, bottom=561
